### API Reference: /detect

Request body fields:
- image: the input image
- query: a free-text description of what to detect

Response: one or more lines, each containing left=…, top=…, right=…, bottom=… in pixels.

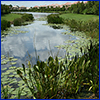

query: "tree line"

left=68, top=1, right=99, bottom=15
left=1, top=1, right=99, bottom=15
left=1, top=4, right=11, bottom=15
left=29, top=5, right=66, bottom=12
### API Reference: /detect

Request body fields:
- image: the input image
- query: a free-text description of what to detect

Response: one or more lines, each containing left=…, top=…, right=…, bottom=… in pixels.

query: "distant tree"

left=79, top=1, right=85, bottom=14
left=68, top=1, right=99, bottom=15
left=92, top=1, right=99, bottom=15
left=9, top=4, right=12, bottom=7
left=1, top=4, right=11, bottom=15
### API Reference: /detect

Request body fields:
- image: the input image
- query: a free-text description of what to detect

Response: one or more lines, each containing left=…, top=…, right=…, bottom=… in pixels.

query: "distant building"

left=26, top=7, right=30, bottom=10
left=33, top=5, right=39, bottom=9
left=84, top=1, right=88, bottom=4
left=19, top=6, right=26, bottom=10
left=12, top=5, right=19, bottom=10
left=32, top=1, right=88, bottom=10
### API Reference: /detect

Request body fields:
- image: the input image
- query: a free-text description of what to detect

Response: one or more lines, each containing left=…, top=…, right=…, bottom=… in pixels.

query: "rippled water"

left=1, top=12, right=81, bottom=69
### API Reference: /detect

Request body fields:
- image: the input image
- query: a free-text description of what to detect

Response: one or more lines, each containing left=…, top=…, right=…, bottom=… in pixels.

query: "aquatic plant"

left=1, top=43, right=99, bottom=99
left=21, top=13, right=34, bottom=21
left=47, top=14, right=63, bottom=24
left=13, top=18, right=23, bottom=26
left=64, top=18, right=99, bottom=39
left=13, top=13, right=34, bottom=26
left=16, top=41, right=99, bottom=99
left=1, top=20, right=10, bottom=31
left=1, top=26, right=29, bottom=42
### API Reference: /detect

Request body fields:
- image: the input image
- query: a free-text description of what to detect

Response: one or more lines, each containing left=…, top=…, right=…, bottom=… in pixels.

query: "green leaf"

left=10, top=58, right=18, bottom=61
left=10, top=62, right=17, bottom=65
left=22, top=64, right=26, bottom=75
left=17, top=69, right=23, bottom=75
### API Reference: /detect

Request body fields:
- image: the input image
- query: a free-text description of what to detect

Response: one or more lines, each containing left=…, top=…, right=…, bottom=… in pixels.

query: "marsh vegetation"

left=1, top=2, right=99, bottom=99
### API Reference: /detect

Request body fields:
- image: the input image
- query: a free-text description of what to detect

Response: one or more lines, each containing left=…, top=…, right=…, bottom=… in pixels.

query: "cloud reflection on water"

left=1, top=13, right=70, bottom=68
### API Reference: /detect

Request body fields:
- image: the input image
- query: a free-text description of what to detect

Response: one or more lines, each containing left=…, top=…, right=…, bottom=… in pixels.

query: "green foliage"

left=1, top=4, right=11, bottom=15
left=13, top=14, right=34, bottom=26
left=1, top=20, right=11, bottom=31
left=63, top=18, right=99, bottom=39
left=21, top=14, right=34, bottom=21
left=68, top=1, right=99, bottom=15
left=1, top=40, right=99, bottom=99
left=82, top=41, right=99, bottom=93
left=1, top=82, right=9, bottom=99
left=47, top=14, right=63, bottom=24
left=13, top=18, right=23, bottom=26
left=17, top=57, right=66, bottom=99
left=15, top=40, right=99, bottom=98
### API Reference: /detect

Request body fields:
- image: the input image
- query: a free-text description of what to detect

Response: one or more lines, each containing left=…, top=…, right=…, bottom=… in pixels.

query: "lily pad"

left=10, top=58, right=18, bottom=61
left=1, top=55, right=6, bottom=60
left=1, top=60, right=8, bottom=65
left=10, top=62, right=17, bottom=65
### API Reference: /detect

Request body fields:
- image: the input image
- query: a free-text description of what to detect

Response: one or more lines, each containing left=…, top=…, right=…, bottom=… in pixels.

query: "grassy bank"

left=59, top=13, right=99, bottom=39
left=1, top=13, right=34, bottom=31
left=59, top=13, right=99, bottom=21
left=1, top=13, right=23, bottom=22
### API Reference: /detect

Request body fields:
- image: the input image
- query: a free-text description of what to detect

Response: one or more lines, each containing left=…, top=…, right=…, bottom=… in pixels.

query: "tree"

left=1, top=4, right=11, bottom=15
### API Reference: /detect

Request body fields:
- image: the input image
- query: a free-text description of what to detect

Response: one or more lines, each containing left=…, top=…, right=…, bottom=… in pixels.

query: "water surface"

left=1, top=12, right=83, bottom=69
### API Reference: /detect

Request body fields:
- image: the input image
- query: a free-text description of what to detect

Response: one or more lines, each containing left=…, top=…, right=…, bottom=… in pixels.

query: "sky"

left=1, top=1, right=78, bottom=7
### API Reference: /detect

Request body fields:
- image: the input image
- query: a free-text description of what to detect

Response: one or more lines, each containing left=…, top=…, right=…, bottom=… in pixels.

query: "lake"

left=1, top=12, right=90, bottom=70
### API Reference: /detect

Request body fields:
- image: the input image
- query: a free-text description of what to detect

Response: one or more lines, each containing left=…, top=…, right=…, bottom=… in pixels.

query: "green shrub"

left=64, top=18, right=99, bottom=39
left=13, top=18, right=23, bottom=26
left=21, top=14, right=34, bottom=21
left=16, top=40, right=99, bottom=99
left=13, top=14, right=34, bottom=26
left=47, top=14, right=63, bottom=24
left=1, top=20, right=10, bottom=30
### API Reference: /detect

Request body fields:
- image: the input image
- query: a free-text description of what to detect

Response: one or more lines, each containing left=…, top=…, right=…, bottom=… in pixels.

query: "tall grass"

left=1, top=40, right=99, bottom=99
left=64, top=19, right=99, bottom=39
left=15, top=40, right=99, bottom=99
left=47, top=14, right=63, bottom=24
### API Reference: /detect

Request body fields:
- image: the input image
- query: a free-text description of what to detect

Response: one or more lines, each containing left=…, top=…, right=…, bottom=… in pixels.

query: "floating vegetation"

left=1, top=66, right=32, bottom=99
left=1, top=54, right=35, bottom=99
left=22, top=21, right=33, bottom=25
left=1, top=60, right=8, bottom=65
left=1, top=55, right=6, bottom=60
left=55, top=30, right=98, bottom=58
left=36, top=16, right=47, bottom=21
left=1, top=26, right=29, bottom=42
left=44, top=23, right=69, bottom=30
left=1, top=55, right=18, bottom=65
left=50, top=25, right=63, bottom=29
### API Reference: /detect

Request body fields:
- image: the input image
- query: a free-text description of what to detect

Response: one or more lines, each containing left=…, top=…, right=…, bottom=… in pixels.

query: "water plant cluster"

left=1, top=4, right=11, bottom=15
left=68, top=1, right=99, bottom=15
left=47, top=14, right=63, bottom=24
left=1, top=20, right=11, bottom=31
left=47, top=13, right=99, bottom=39
left=1, top=40, right=99, bottom=99
left=13, top=13, right=34, bottom=26
left=63, top=18, right=99, bottom=39
left=36, top=16, right=47, bottom=21
left=1, top=26, right=28, bottom=42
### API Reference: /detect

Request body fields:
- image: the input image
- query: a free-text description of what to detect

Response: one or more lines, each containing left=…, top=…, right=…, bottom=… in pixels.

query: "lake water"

left=1, top=12, right=87, bottom=69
